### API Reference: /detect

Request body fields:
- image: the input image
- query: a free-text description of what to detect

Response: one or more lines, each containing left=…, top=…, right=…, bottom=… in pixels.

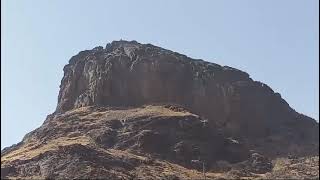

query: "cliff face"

left=56, top=40, right=318, bottom=151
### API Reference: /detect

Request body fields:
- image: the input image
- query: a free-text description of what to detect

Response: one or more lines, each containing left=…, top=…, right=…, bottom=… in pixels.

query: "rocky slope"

left=1, top=40, right=319, bottom=179
left=0, top=105, right=248, bottom=179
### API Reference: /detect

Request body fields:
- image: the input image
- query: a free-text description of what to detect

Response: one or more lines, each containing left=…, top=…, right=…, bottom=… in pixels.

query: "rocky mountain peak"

left=56, top=40, right=317, bottom=141
left=1, top=40, right=318, bottom=179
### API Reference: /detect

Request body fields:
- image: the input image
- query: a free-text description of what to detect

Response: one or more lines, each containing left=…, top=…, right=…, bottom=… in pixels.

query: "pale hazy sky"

left=1, top=0, right=319, bottom=149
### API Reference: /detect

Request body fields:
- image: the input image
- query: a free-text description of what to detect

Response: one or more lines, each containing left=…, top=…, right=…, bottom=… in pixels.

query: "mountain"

left=1, top=40, right=318, bottom=179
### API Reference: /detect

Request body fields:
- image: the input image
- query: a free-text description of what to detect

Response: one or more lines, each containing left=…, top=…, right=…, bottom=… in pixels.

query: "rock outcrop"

left=1, top=40, right=318, bottom=179
left=56, top=40, right=318, bottom=157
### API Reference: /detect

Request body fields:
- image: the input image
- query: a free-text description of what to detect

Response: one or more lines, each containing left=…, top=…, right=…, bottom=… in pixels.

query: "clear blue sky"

left=1, top=0, right=319, bottom=149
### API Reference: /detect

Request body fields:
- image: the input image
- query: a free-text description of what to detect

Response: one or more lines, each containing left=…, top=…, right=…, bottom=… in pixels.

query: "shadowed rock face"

left=56, top=40, right=318, bottom=155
